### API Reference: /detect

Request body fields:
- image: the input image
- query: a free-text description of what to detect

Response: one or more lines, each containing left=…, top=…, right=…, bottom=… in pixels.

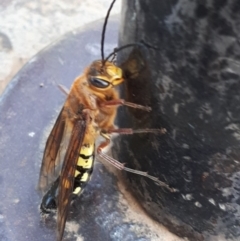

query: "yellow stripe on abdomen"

left=73, top=143, right=95, bottom=196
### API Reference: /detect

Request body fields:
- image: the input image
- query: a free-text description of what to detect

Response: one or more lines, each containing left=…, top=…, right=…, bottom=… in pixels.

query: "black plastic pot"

left=114, top=1, right=240, bottom=240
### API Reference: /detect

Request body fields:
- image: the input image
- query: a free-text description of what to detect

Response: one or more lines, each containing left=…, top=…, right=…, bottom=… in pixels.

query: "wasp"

left=38, top=0, right=176, bottom=240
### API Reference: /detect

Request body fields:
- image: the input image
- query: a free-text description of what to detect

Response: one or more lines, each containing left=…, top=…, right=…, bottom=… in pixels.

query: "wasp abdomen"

left=40, top=177, right=59, bottom=214
left=73, top=143, right=95, bottom=196
left=40, top=143, right=94, bottom=214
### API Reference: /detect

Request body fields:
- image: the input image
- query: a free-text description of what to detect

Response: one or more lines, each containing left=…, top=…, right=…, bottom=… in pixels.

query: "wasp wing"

left=57, top=113, right=87, bottom=241
left=38, top=108, right=66, bottom=193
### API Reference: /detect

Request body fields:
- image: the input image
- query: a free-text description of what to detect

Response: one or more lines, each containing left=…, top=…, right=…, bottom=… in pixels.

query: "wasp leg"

left=106, top=128, right=167, bottom=135
left=58, top=84, right=69, bottom=96
left=97, top=131, right=177, bottom=192
left=101, top=99, right=152, bottom=112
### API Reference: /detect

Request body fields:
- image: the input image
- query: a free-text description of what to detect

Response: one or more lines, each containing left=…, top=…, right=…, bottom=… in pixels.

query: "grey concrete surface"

left=0, top=0, right=121, bottom=94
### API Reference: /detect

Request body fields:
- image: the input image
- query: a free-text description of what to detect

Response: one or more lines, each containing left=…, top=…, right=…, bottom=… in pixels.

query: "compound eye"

left=89, top=77, right=110, bottom=88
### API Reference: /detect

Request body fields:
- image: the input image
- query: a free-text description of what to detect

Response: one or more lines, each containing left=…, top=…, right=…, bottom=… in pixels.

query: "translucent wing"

left=38, top=108, right=66, bottom=193
left=57, top=114, right=87, bottom=241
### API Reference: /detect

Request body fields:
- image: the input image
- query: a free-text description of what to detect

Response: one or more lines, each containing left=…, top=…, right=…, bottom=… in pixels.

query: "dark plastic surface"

left=116, top=1, right=240, bottom=240
left=0, top=17, right=181, bottom=241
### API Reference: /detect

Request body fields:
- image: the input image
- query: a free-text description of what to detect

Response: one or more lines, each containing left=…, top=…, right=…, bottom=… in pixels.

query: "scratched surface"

left=117, top=0, right=240, bottom=240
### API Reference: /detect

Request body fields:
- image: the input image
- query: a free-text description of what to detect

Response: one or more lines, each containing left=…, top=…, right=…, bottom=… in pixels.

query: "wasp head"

left=87, top=60, right=123, bottom=92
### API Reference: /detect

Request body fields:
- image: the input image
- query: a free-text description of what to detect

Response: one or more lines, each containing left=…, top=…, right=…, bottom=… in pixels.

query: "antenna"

left=105, top=44, right=143, bottom=62
left=101, top=0, right=117, bottom=63
left=104, top=41, right=159, bottom=62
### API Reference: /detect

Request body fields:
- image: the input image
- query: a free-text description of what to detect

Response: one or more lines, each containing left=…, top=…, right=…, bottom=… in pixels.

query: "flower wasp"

left=38, top=0, right=177, bottom=240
